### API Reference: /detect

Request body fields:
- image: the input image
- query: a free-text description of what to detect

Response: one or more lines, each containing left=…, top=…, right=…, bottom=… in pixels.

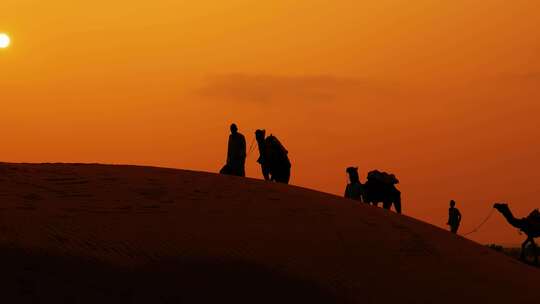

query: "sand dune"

left=0, top=163, right=537, bottom=303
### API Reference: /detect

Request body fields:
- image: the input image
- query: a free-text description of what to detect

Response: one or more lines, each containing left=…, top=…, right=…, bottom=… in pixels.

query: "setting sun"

left=0, top=33, right=10, bottom=48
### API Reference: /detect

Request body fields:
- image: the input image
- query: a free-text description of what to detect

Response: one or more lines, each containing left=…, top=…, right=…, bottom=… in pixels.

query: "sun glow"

left=0, top=33, right=11, bottom=48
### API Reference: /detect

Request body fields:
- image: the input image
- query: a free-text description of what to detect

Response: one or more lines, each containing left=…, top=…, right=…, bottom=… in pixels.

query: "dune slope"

left=0, top=163, right=537, bottom=303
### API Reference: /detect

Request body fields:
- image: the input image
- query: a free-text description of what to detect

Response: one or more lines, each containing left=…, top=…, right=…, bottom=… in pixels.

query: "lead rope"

left=462, top=208, right=496, bottom=236
left=246, top=136, right=256, bottom=158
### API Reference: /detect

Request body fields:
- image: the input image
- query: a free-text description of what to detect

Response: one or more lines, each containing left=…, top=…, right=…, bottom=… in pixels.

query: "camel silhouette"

left=493, top=203, right=540, bottom=265
left=363, top=170, right=402, bottom=214
left=254, top=129, right=291, bottom=184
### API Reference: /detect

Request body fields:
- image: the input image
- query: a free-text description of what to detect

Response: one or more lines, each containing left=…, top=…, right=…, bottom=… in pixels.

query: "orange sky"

left=1, top=0, right=539, bottom=245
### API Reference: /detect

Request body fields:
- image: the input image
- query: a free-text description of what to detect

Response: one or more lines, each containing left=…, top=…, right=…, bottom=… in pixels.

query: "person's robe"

left=227, top=132, right=246, bottom=176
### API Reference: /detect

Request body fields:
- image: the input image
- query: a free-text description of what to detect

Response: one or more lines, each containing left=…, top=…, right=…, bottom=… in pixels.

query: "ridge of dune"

left=0, top=162, right=538, bottom=303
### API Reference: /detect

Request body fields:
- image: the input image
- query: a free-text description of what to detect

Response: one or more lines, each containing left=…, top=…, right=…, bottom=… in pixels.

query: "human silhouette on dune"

left=344, top=167, right=363, bottom=202
left=447, top=200, right=462, bottom=234
left=221, top=123, right=246, bottom=177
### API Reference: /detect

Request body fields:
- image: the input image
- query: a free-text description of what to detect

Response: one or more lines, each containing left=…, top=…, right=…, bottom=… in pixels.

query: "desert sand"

left=0, top=163, right=538, bottom=303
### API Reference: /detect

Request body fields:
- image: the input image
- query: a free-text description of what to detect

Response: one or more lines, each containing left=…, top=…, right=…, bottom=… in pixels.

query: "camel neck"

left=500, top=207, right=524, bottom=229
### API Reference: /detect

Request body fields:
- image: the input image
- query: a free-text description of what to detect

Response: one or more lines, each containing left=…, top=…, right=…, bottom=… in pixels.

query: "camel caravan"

left=221, top=123, right=401, bottom=214
left=220, top=123, right=539, bottom=265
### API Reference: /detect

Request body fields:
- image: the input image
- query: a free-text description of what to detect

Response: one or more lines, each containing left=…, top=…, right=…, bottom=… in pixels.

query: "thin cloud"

left=498, top=72, right=540, bottom=82
left=520, top=72, right=540, bottom=80
left=196, top=74, right=392, bottom=104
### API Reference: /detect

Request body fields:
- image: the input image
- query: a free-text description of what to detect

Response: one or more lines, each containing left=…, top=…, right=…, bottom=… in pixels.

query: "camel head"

left=346, top=167, right=359, bottom=183
left=255, top=129, right=266, bottom=141
left=346, top=167, right=358, bottom=175
left=493, top=203, right=536, bottom=236
left=493, top=203, right=511, bottom=215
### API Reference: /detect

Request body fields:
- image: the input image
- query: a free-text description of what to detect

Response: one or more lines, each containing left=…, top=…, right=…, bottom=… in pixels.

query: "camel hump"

left=266, top=135, right=288, bottom=155
left=527, top=209, right=540, bottom=221
left=367, top=170, right=399, bottom=185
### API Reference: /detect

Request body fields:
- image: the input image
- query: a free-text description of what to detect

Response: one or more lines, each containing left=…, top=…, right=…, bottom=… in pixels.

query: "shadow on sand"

left=0, top=247, right=350, bottom=303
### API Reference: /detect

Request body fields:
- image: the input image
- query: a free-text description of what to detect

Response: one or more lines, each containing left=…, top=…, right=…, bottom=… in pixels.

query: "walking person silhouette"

left=447, top=200, right=462, bottom=234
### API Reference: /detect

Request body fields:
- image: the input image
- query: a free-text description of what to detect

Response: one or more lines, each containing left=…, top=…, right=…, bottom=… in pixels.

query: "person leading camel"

left=447, top=200, right=462, bottom=234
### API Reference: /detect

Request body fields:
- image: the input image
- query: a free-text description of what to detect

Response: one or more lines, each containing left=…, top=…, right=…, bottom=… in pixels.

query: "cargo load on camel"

left=363, top=170, right=402, bottom=214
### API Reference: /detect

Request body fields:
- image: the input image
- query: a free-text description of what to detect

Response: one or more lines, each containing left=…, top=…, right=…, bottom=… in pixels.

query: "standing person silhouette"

left=344, top=167, right=364, bottom=202
left=226, top=123, right=246, bottom=177
left=447, top=200, right=462, bottom=234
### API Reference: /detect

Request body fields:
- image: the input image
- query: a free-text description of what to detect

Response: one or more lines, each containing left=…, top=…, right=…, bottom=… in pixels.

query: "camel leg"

left=261, top=165, right=271, bottom=181
left=282, top=167, right=291, bottom=184
left=521, top=238, right=531, bottom=262
left=383, top=201, right=392, bottom=210
left=531, top=239, right=539, bottom=265
left=394, top=195, right=402, bottom=214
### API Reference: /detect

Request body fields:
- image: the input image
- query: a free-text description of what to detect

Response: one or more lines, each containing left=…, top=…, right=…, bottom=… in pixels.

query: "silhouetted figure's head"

left=450, top=200, right=456, bottom=207
left=346, top=167, right=360, bottom=183
left=255, top=129, right=266, bottom=141
left=230, top=123, right=238, bottom=134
